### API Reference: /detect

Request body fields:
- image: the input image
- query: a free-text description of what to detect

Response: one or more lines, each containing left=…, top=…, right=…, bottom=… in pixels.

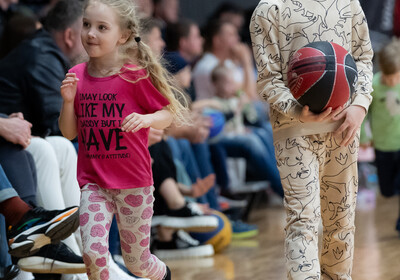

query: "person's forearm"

left=59, top=101, right=77, bottom=140
left=242, top=62, right=258, bottom=101
left=149, top=108, right=173, bottom=130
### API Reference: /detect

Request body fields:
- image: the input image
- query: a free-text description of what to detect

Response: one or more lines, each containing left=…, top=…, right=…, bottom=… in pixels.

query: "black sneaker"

left=152, top=230, right=214, bottom=260
left=8, top=206, right=79, bottom=258
left=0, top=264, right=20, bottom=280
left=17, top=243, right=86, bottom=274
left=163, top=266, right=171, bottom=280
left=152, top=202, right=218, bottom=232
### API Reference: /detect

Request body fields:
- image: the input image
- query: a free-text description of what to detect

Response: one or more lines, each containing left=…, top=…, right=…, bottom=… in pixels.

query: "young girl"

left=59, top=1, right=188, bottom=279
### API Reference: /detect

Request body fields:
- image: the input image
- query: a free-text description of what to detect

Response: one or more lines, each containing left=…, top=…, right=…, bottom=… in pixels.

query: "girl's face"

left=81, top=2, right=129, bottom=59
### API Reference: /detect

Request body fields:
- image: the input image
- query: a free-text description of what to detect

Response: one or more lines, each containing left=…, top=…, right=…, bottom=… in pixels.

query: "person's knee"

left=28, top=137, right=58, bottom=165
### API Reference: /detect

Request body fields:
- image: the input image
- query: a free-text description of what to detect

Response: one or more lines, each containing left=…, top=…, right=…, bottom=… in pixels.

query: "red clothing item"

left=70, top=63, right=170, bottom=189
left=394, top=0, right=400, bottom=37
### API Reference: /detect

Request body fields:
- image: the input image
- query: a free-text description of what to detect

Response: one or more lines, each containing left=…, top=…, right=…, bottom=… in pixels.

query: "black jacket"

left=0, top=29, right=69, bottom=137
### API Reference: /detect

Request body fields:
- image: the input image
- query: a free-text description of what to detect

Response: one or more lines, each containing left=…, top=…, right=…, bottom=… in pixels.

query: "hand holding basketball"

left=299, top=105, right=343, bottom=123
left=333, top=105, right=366, bottom=146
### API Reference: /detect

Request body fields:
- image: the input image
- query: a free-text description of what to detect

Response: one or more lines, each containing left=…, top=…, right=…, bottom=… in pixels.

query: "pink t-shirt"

left=70, top=63, right=170, bottom=189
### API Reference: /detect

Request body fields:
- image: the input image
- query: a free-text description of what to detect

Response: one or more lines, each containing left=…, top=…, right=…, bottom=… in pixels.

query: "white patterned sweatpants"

left=79, top=184, right=166, bottom=280
left=274, top=132, right=359, bottom=280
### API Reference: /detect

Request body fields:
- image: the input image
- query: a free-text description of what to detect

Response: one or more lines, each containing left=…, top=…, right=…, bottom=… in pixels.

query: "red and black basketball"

left=287, top=41, right=358, bottom=113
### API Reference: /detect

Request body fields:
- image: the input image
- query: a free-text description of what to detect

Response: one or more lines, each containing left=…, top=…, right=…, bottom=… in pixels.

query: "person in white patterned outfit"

left=250, top=1, right=373, bottom=279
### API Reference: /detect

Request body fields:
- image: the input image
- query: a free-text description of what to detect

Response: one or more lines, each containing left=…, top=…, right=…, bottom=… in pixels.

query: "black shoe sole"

left=2, top=265, right=20, bottom=280
left=9, top=208, right=80, bottom=258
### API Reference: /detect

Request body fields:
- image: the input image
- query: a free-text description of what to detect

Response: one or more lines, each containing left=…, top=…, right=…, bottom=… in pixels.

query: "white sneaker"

left=109, top=257, right=150, bottom=280
left=14, top=270, right=34, bottom=280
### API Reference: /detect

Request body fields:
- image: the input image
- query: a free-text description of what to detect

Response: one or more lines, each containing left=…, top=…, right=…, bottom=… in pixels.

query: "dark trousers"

left=375, top=149, right=400, bottom=197
left=0, top=141, right=37, bottom=204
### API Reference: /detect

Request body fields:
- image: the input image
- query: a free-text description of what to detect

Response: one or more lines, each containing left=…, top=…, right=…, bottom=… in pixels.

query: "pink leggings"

left=79, top=184, right=166, bottom=280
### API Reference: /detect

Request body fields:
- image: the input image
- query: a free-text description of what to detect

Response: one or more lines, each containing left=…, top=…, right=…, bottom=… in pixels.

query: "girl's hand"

left=333, top=105, right=366, bottom=146
left=121, top=113, right=152, bottom=133
left=61, top=73, right=79, bottom=103
left=299, top=105, right=343, bottom=123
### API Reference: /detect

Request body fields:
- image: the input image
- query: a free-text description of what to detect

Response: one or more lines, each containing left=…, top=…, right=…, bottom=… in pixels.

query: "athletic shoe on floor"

left=17, top=243, right=86, bottom=274
left=152, top=230, right=214, bottom=260
left=396, top=217, right=400, bottom=235
left=0, top=264, right=20, bottom=280
left=13, top=270, right=33, bottom=280
left=152, top=202, right=218, bottom=232
left=231, top=220, right=259, bottom=239
left=8, top=206, right=79, bottom=258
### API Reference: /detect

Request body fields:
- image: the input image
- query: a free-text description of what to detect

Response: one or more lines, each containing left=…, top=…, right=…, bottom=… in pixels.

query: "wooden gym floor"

left=167, top=194, right=400, bottom=280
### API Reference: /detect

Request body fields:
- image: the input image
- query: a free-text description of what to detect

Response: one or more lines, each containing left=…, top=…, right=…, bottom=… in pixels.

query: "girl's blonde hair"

left=85, top=0, right=190, bottom=125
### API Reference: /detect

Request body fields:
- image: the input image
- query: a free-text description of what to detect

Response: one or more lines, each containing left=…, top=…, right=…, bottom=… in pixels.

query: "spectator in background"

left=134, top=0, right=153, bottom=18
left=19, top=0, right=58, bottom=19
left=193, top=19, right=257, bottom=101
left=141, top=17, right=165, bottom=57
left=0, top=6, right=39, bottom=59
left=0, top=0, right=85, bottom=137
left=0, top=0, right=18, bottom=38
left=165, top=18, right=203, bottom=64
left=394, top=0, right=400, bottom=37
left=360, top=38, right=400, bottom=235
left=208, top=2, right=246, bottom=41
left=153, top=0, right=179, bottom=26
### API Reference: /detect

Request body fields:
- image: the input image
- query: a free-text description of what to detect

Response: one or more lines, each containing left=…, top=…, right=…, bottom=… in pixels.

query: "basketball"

left=190, top=211, right=232, bottom=253
left=287, top=41, right=358, bottom=113
left=202, top=109, right=225, bottom=139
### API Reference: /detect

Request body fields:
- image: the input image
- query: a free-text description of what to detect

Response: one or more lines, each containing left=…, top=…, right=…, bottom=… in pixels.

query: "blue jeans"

left=215, top=132, right=284, bottom=197
left=0, top=142, right=37, bottom=203
left=166, top=137, right=220, bottom=210
left=0, top=165, right=18, bottom=203
left=0, top=165, right=16, bottom=269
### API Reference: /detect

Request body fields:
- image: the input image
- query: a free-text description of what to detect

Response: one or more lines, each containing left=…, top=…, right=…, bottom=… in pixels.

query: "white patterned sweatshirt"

left=250, top=0, right=373, bottom=142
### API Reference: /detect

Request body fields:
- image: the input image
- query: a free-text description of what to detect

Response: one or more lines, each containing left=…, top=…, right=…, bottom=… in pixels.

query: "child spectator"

left=361, top=38, right=400, bottom=235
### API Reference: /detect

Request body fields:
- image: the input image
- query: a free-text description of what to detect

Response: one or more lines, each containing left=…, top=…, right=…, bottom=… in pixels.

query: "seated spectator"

left=0, top=5, right=40, bottom=59
left=0, top=0, right=86, bottom=137
left=208, top=2, right=245, bottom=39
left=0, top=167, right=80, bottom=278
left=141, top=17, right=166, bottom=58
left=193, top=19, right=257, bottom=101
left=165, top=18, right=203, bottom=64
left=134, top=0, right=154, bottom=18
left=153, top=0, right=179, bottom=27
left=206, top=64, right=283, bottom=198
left=0, top=114, right=88, bottom=279
left=149, top=131, right=217, bottom=260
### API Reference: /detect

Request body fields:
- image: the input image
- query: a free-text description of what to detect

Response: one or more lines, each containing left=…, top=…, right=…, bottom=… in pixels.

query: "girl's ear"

left=119, top=30, right=132, bottom=45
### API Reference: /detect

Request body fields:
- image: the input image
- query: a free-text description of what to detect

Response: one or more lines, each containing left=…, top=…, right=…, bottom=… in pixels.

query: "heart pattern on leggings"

left=124, top=195, right=143, bottom=208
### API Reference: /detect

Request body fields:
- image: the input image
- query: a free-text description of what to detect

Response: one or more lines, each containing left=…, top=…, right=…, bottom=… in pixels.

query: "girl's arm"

left=121, top=107, right=173, bottom=133
left=59, top=73, right=78, bottom=140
